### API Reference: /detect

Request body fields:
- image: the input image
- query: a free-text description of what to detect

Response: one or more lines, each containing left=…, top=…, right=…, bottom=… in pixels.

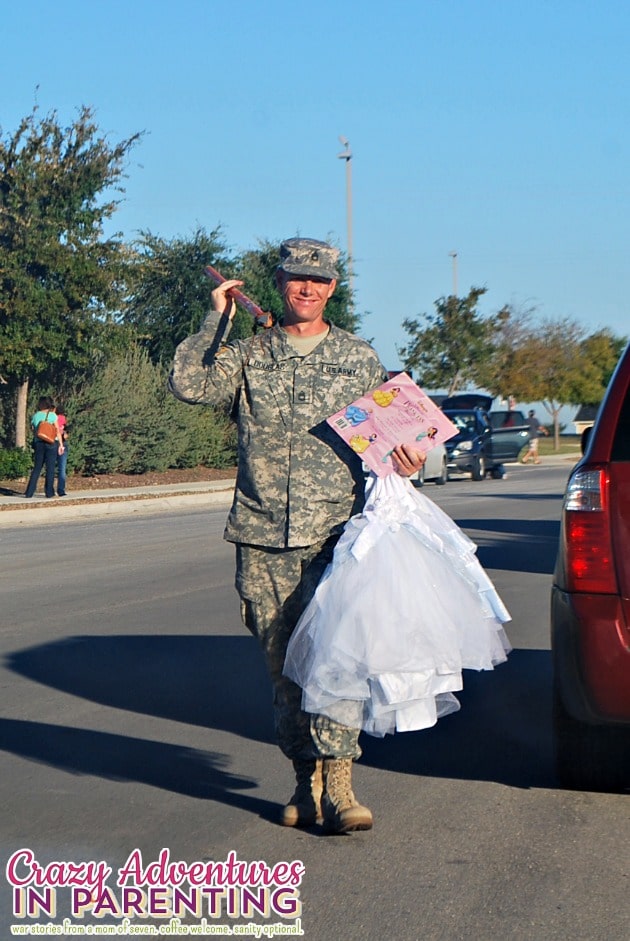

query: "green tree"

left=233, top=240, right=285, bottom=328
left=480, top=318, right=627, bottom=447
left=526, top=320, right=595, bottom=447
left=496, top=319, right=597, bottom=447
left=398, top=288, right=507, bottom=394
left=124, top=226, right=237, bottom=363
left=0, top=104, right=142, bottom=445
left=474, top=303, right=537, bottom=401
left=578, top=328, right=628, bottom=404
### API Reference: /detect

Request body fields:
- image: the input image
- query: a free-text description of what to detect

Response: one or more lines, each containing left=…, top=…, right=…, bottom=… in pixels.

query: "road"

left=1, top=464, right=628, bottom=941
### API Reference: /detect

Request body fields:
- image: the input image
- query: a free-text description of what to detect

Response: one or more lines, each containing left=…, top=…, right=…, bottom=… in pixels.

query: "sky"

left=2, top=0, right=629, bottom=387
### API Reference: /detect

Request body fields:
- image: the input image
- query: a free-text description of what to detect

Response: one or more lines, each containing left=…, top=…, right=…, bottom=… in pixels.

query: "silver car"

left=409, top=442, right=448, bottom=487
left=362, top=442, right=448, bottom=486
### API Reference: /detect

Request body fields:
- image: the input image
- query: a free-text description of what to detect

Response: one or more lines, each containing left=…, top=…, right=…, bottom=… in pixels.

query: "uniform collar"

left=270, top=320, right=345, bottom=356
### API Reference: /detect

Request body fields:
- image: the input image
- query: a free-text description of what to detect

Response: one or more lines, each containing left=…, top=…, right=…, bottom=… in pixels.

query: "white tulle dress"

left=283, top=472, right=511, bottom=737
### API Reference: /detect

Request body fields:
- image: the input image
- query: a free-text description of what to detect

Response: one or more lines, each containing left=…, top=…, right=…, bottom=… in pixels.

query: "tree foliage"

left=578, top=329, right=627, bottom=403
left=474, top=303, right=536, bottom=400
left=479, top=314, right=627, bottom=446
left=0, top=104, right=142, bottom=442
left=123, top=226, right=236, bottom=363
left=398, top=288, right=507, bottom=394
left=400, top=287, right=627, bottom=448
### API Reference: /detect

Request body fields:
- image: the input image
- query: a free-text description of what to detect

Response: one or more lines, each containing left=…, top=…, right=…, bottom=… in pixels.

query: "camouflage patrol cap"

left=278, top=238, right=339, bottom=281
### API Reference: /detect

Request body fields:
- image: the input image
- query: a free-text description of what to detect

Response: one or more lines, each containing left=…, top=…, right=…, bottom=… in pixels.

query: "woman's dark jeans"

left=25, top=439, right=58, bottom=498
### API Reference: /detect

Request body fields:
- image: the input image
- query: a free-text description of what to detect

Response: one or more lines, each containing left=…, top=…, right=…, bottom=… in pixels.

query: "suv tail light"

left=563, top=465, right=617, bottom=594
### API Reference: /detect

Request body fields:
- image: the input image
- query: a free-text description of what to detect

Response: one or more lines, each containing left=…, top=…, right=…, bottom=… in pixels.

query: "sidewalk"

left=0, top=479, right=236, bottom=527
left=0, top=453, right=580, bottom=528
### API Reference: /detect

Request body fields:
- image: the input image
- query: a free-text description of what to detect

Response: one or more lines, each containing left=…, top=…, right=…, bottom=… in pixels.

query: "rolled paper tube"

left=203, top=265, right=273, bottom=327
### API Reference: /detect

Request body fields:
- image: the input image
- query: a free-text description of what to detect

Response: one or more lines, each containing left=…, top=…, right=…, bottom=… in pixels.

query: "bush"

left=65, top=347, right=236, bottom=475
left=169, top=399, right=237, bottom=469
left=0, top=447, right=32, bottom=479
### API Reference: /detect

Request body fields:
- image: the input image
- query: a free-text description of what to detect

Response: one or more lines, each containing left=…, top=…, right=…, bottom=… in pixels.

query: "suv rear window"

left=446, top=412, right=476, bottom=432
left=490, top=410, right=526, bottom=429
left=611, top=386, right=630, bottom=461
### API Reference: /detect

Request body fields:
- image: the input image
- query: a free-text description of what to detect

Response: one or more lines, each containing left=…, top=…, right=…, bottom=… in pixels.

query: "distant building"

left=573, top=405, right=599, bottom=435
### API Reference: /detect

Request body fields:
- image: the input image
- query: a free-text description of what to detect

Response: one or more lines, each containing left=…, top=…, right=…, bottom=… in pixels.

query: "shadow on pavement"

left=5, top=637, right=554, bottom=792
left=455, top=517, right=560, bottom=574
left=0, top=718, right=276, bottom=820
left=362, top=649, right=555, bottom=789
left=6, top=635, right=274, bottom=740
left=4, top=635, right=280, bottom=817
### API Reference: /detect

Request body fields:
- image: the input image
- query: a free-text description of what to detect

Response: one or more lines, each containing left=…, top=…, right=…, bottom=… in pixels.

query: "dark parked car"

left=551, top=341, right=630, bottom=791
left=441, top=394, right=529, bottom=480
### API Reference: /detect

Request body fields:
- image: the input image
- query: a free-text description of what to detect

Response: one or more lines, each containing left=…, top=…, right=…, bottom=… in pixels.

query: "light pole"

left=337, top=136, right=354, bottom=302
left=448, top=250, right=458, bottom=297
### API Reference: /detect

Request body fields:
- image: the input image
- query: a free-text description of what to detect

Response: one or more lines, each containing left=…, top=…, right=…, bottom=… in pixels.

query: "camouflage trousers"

left=235, top=538, right=362, bottom=761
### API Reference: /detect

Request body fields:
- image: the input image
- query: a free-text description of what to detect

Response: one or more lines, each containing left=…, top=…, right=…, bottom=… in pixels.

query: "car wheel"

left=553, top=682, right=630, bottom=792
left=414, top=464, right=425, bottom=488
left=471, top=454, right=485, bottom=481
left=435, top=456, right=448, bottom=485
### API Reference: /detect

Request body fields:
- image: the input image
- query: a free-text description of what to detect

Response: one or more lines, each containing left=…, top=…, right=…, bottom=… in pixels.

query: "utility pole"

left=449, top=250, right=458, bottom=297
left=337, top=136, right=354, bottom=302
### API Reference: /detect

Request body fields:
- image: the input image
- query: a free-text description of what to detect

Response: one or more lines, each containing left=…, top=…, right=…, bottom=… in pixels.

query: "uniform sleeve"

left=363, top=348, right=389, bottom=393
left=168, top=309, right=244, bottom=406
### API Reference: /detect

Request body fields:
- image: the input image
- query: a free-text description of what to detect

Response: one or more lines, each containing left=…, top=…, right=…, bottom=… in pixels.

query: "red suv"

left=551, top=341, right=630, bottom=791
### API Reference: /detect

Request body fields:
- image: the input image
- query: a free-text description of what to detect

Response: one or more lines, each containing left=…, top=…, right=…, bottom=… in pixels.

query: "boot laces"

left=328, top=761, right=355, bottom=807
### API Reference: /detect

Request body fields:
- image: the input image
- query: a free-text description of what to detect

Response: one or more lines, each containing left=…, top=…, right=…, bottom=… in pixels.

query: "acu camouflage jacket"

left=168, top=311, right=387, bottom=548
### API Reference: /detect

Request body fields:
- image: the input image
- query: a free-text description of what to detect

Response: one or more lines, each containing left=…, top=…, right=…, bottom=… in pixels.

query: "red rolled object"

left=203, top=265, right=273, bottom=328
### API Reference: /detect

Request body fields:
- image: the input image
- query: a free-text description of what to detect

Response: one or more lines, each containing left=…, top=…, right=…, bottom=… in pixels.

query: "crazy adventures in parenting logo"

left=6, top=848, right=305, bottom=934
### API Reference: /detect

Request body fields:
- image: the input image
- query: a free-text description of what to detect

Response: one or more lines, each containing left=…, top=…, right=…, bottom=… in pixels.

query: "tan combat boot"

left=282, top=759, right=323, bottom=827
left=321, top=758, right=373, bottom=834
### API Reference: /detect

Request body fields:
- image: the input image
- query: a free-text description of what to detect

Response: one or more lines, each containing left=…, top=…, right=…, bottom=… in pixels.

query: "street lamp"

left=337, top=136, right=354, bottom=302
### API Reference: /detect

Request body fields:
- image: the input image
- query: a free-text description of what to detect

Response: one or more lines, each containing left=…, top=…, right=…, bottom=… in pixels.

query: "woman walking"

left=24, top=397, right=65, bottom=499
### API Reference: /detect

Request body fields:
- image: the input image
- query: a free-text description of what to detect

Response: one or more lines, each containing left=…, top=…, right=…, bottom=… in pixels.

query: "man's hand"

left=391, top=444, right=427, bottom=477
left=211, top=279, right=244, bottom=320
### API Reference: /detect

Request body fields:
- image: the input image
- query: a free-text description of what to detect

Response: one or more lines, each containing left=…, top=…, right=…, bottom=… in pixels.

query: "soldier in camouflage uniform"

left=169, top=237, right=425, bottom=833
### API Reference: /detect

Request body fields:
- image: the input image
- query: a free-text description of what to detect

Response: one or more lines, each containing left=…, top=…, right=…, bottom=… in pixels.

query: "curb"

left=0, top=484, right=235, bottom=528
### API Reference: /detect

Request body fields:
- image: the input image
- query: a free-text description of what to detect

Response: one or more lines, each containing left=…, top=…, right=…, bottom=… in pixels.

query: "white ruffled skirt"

left=283, top=473, right=511, bottom=737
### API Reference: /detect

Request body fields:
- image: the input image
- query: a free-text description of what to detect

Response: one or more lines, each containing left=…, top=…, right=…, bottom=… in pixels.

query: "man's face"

left=277, top=272, right=337, bottom=326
